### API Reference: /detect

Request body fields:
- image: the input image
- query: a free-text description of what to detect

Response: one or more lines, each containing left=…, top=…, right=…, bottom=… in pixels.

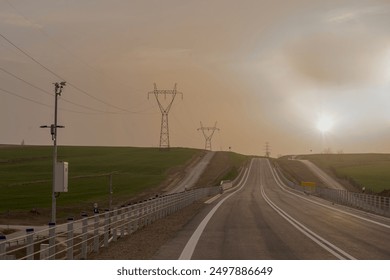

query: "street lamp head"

left=54, top=81, right=66, bottom=95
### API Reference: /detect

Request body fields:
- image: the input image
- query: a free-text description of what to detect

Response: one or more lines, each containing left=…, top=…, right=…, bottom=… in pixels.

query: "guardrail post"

left=48, top=222, right=56, bottom=260
left=93, top=213, right=99, bottom=253
left=164, top=196, right=168, bottom=217
left=26, top=228, right=34, bottom=260
left=113, top=209, right=118, bottom=242
left=81, top=213, right=88, bottom=259
left=150, top=199, right=155, bottom=223
left=104, top=209, right=109, bottom=248
left=0, top=235, right=6, bottom=260
left=145, top=200, right=149, bottom=225
left=66, top=217, right=74, bottom=260
left=139, top=202, right=144, bottom=229
left=158, top=196, right=163, bottom=219
left=120, top=207, right=125, bottom=238
left=126, top=205, right=132, bottom=234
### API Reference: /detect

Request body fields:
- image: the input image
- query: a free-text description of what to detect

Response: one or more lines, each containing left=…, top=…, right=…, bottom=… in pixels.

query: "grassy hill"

left=0, top=145, right=249, bottom=223
left=0, top=146, right=200, bottom=216
left=279, top=154, right=390, bottom=195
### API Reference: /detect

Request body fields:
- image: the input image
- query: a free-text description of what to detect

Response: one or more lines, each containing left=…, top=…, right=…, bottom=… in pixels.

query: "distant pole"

left=109, top=174, right=113, bottom=211
left=197, top=121, right=220, bottom=151
left=265, top=142, right=271, bottom=158
left=148, top=83, right=183, bottom=150
left=41, top=81, right=66, bottom=224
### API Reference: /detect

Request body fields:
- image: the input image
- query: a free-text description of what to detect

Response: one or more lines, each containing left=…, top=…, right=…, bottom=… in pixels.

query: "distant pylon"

left=265, top=142, right=271, bottom=157
left=198, top=121, right=220, bottom=151
left=148, top=83, right=182, bottom=150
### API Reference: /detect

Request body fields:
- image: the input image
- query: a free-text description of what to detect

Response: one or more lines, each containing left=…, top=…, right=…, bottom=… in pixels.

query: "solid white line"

left=260, top=184, right=356, bottom=260
left=268, top=160, right=390, bottom=229
left=204, top=194, right=222, bottom=204
left=178, top=160, right=253, bottom=260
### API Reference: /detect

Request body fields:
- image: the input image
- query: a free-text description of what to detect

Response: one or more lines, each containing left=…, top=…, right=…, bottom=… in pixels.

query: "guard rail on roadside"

left=273, top=165, right=390, bottom=217
left=0, top=186, right=220, bottom=260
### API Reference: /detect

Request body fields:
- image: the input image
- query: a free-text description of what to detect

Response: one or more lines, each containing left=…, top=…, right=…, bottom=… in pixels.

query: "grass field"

left=274, top=158, right=327, bottom=188
left=299, top=153, right=390, bottom=194
left=0, top=145, right=201, bottom=216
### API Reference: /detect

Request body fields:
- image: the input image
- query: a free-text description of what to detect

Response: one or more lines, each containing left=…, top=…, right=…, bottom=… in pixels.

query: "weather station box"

left=55, top=162, right=68, bottom=192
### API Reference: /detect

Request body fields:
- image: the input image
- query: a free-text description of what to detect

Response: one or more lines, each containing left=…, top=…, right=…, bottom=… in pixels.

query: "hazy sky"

left=1, top=0, right=390, bottom=156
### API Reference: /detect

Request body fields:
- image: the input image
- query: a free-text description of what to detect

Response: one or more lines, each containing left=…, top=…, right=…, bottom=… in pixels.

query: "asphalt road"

left=154, top=158, right=390, bottom=259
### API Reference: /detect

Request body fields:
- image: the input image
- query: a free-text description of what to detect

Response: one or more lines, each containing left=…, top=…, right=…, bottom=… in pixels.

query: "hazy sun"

left=317, top=115, right=333, bottom=133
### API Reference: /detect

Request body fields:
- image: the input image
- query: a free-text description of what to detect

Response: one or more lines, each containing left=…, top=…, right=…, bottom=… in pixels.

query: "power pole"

left=148, top=83, right=182, bottom=150
left=40, top=81, right=66, bottom=224
left=265, top=142, right=271, bottom=158
left=197, top=121, right=220, bottom=151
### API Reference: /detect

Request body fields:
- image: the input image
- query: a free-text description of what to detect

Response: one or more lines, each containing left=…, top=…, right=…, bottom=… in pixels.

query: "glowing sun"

left=317, top=115, right=333, bottom=133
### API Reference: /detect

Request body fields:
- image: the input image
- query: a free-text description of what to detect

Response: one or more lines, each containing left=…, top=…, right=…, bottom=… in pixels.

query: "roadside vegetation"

left=0, top=145, right=250, bottom=224
left=0, top=146, right=200, bottom=219
left=273, top=158, right=327, bottom=188
left=195, top=151, right=250, bottom=187
left=295, top=154, right=390, bottom=195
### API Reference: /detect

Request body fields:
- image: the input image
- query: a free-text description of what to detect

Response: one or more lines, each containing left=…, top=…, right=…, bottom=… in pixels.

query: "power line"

left=0, top=66, right=119, bottom=114
left=0, top=86, right=97, bottom=114
left=0, top=32, right=142, bottom=114
left=4, top=0, right=148, bottom=101
left=0, top=86, right=51, bottom=109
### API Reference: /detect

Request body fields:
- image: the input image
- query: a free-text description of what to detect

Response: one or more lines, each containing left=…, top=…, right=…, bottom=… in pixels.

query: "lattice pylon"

left=197, top=121, right=220, bottom=151
left=148, top=83, right=182, bottom=150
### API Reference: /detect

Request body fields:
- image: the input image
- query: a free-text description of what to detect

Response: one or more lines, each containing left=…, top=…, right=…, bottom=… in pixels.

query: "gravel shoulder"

left=89, top=201, right=206, bottom=259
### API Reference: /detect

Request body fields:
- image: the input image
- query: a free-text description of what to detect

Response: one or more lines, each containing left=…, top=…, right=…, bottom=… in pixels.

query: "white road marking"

left=267, top=160, right=390, bottom=229
left=204, top=194, right=222, bottom=204
left=260, top=184, right=356, bottom=260
left=178, top=160, right=253, bottom=260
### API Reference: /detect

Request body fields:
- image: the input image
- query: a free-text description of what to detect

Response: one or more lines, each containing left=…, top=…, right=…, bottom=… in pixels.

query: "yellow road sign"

left=301, top=181, right=316, bottom=187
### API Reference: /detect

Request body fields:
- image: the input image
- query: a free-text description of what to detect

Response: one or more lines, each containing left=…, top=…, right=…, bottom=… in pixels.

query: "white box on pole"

left=55, top=162, right=68, bottom=192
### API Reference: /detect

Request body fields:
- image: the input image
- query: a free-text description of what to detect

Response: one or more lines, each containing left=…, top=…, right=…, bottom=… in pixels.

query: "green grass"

left=219, top=152, right=250, bottom=182
left=273, top=158, right=326, bottom=187
left=299, top=154, right=390, bottom=193
left=0, top=145, right=200, bottom=213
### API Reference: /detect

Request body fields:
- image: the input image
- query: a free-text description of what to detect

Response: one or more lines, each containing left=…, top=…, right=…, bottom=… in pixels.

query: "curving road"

left=154, top=158, right=390, bottom=259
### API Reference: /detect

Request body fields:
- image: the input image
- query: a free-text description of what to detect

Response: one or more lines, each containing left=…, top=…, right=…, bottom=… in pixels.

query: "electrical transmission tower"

left=265, top=142, right=271, bottom=157
left=198, top=121, right=220, bottom=151
left=148, top=83, right=182, bottom=150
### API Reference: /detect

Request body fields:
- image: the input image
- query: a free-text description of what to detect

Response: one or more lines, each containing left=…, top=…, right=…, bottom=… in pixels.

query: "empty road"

left=154, top=158, right=390, bottom=259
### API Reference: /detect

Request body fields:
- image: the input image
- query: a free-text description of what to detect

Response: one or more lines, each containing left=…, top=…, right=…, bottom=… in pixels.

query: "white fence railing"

left=274, top=165, right=390, bottom=217
left=0, top=186, right=220, bottom=260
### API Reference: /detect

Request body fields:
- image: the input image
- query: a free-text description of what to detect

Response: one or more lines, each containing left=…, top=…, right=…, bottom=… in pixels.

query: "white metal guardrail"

left=274, top=165, right=390, bottom=217
left=0, top=186, right=220, bottom=260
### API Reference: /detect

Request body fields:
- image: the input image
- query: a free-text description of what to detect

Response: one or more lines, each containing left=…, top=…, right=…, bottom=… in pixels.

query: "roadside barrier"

left=273, top=165, right=390, bottom=217
left=0, top=186, right=219, bottom=260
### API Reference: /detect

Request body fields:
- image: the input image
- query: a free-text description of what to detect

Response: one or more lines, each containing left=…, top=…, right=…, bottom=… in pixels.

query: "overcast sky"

left=1, top=0, right=390, bottom=156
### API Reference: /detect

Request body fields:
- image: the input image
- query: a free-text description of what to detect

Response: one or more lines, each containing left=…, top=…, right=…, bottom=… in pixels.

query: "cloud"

left=325, top=5, right=390, bottom=24
left=0, top=12, right=42, bottom=29
left=283, top=32, right=390, bottom=87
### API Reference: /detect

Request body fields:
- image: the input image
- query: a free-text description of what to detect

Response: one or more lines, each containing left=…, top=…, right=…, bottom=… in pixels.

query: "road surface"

left=154, top=158, right=390, bottom=259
